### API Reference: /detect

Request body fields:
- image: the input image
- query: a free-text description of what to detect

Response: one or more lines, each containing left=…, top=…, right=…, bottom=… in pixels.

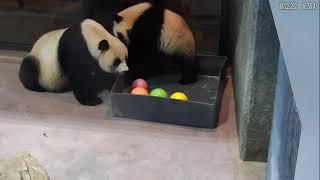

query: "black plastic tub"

left=110, top=55, right=227, bottom=129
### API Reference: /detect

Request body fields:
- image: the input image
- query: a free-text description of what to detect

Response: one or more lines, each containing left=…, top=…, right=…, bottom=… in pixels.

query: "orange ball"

left=131, top=87, right=149, bottom=96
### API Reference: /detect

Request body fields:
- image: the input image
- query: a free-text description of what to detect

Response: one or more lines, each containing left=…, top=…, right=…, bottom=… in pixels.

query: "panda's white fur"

left=160, top=9, right=195, bottom=56
left=113, top=2, right=195, bottom=57
left=30, top=29, right=68, bottom=91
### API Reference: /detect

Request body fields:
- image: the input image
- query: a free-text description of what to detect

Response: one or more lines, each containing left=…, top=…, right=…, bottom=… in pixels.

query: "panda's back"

left=30, top=28, right=68, bottom=91
left=160, top=10, right=195, bottom=57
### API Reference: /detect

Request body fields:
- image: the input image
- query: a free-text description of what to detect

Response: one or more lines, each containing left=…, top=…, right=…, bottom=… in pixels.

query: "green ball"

left=150, top=88, right=168, bottom=98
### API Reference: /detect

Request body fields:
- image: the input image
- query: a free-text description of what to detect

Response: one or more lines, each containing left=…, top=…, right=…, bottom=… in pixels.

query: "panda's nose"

left=113, top=58, right=121, bottom=67
left=118, top=62, right=129, bottom=72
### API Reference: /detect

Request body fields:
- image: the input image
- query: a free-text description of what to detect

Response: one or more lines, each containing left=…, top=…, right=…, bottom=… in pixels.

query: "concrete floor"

left=0, top=50, right=266, bottom=180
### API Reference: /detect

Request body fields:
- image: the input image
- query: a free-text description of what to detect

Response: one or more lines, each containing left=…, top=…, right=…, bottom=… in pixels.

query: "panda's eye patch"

left=98, top=40, right=109, bottom=51
left=117, top=33, right=125, bottom=44
left=113, top=58, right=121, bottom=67
left=113, top=14, right=123, bottom=23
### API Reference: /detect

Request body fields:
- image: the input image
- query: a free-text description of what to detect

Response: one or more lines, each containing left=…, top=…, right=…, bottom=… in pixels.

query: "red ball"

left=131, top=79, right=148, bottom=90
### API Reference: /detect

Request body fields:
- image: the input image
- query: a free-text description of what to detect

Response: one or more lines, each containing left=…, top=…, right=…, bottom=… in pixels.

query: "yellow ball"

left=170, top=92, right=188, bottom=101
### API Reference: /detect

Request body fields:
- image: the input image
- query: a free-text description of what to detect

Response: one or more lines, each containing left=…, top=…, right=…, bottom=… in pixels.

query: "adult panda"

left=113, top=0, right=198, bottom=84
left=19, top=19, right=129, bottom=106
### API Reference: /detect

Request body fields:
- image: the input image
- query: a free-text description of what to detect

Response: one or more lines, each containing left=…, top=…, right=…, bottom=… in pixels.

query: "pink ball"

left=131, top=79, right=148, bottom=90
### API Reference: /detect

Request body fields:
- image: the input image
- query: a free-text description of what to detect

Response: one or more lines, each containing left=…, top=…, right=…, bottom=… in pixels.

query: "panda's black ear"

left=98, top=40, right=109, bottom=51
left=113, top=14, right=123, bottom=23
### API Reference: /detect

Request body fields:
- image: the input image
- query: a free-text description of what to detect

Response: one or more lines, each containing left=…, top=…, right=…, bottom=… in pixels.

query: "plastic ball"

left=170, top=92, right=188, bottom=101
left=132, top=79, right=148, bottom=90
left=150, top=88, right=168, bottom=98
left=131, top=87, right=149, bottom=96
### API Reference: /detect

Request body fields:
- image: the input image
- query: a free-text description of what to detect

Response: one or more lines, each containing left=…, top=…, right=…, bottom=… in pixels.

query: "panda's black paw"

left=76, top=97, right=103, bottom=106
left=86, top=97, right=103, bottom=106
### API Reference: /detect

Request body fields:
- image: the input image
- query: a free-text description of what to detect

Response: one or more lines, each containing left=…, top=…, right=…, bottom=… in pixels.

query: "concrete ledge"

left=223, top=0, right=279, bottom=161
left=0, top=50, right=26, bottom=63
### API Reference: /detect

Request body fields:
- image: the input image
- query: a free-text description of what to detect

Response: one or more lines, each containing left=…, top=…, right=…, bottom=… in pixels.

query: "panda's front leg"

left=70, top=72, right=103, bottom=106
left=73, top=88, right=102, bottom=106
left=178, top=57, right=199, bottom=85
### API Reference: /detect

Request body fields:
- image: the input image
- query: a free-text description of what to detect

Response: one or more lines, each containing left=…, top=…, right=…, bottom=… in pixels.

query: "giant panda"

left=112, top=0, right=198, bottom=84
left=19, top=19, right=129, bottom=106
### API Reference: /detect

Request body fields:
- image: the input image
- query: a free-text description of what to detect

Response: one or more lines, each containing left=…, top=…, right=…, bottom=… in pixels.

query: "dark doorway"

left=0, top=0, right=221, bottom=54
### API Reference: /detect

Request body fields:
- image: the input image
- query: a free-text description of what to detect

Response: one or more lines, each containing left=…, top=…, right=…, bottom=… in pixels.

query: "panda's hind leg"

left=19, top=55, right=46, bottom=92
left=176, top=56, right=199, bottom=85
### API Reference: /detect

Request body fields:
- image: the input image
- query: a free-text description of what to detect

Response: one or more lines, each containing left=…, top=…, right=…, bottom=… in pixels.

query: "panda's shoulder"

left=81, top=19, right=101, bottom=28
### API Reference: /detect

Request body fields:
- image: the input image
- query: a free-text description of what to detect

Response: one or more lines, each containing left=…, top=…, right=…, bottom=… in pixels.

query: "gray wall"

left=222, top=0, right=279, bottom=161
left=268, top=0, right=319, bottom=179
left=0, top=11, right=79, bottom=51
left=267, top=51, right=301, bottom=180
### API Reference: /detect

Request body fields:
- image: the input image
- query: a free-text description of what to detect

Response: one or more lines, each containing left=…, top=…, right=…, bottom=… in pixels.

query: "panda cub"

left=113, top=0, right=198, bottom=84
left=19, top=19, right=129, bottom=106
